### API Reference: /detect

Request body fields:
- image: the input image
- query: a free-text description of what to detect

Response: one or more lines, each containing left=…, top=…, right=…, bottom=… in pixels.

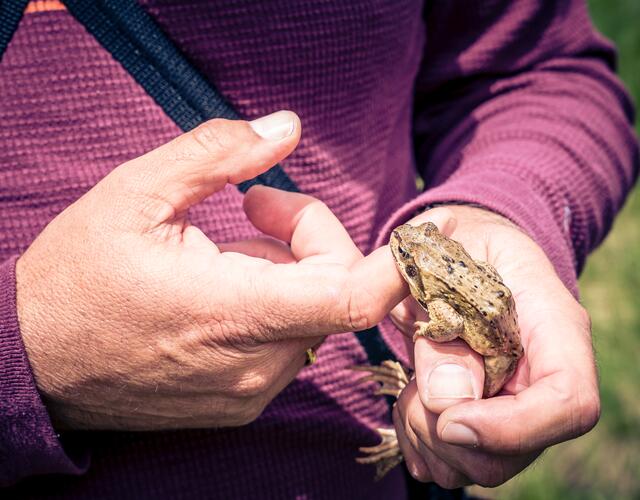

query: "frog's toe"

left=356, top=428, right=403, bottom=481
left=350, top=360, right=409, bottom=398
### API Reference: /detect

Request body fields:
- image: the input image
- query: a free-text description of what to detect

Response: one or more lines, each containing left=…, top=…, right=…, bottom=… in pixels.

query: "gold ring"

left=305, top=347, right=317, bottom=366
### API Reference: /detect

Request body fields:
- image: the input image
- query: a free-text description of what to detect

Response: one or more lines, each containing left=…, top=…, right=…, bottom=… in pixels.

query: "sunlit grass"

left=471, top=1, right=640, bottom=498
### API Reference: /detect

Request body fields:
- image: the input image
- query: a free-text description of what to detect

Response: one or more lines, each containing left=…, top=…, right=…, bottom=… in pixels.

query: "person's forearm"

left=400, top=0, right=638, bottom=289
left=415, top=56, right=637, bottom=277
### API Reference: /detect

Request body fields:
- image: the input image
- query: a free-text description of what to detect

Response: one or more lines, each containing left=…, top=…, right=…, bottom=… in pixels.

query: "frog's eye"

left=397, top=246, right=410, bottom=259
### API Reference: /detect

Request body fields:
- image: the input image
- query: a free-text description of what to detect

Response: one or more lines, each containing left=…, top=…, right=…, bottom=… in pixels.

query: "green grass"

left=472, top=2, right=640, bottom=498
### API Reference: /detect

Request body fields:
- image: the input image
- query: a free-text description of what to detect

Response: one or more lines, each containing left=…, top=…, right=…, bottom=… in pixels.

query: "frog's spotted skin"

left=353, top=222, right=523, bottom=480
left=390, top=222, right=523, bottom=397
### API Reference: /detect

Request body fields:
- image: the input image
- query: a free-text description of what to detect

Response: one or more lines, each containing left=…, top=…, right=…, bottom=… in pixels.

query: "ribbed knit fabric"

left=1, top=0, right=637, bottom=498
left=0, top=257, right=87, bottom=482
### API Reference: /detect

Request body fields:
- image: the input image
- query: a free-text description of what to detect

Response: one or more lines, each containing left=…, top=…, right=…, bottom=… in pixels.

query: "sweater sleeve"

left=375, top=0, right=638, bottom=297
left=0, top=256, right=87, bottom=486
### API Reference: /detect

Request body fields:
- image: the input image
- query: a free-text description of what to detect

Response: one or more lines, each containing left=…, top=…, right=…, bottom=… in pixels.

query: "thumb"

left=414, top=337, right=485, bottom=415
left=106, top=110, right=301, bottom=229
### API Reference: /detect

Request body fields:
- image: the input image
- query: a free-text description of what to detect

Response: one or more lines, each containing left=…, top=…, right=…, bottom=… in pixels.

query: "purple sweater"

left=0, top=0, right=637, bottom=497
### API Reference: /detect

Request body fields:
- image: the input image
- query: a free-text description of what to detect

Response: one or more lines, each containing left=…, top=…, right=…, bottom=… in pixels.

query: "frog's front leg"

left=351, top=361, right=409, bottom=480
left=414, top=299, right=464, bottom=343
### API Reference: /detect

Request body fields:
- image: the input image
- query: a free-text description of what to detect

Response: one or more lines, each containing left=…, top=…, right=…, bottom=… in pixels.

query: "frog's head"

left=390, top=221, right=444, bottom=264
left=391, top=222, right=515, bottom=324
left=390, top=222, right=472, bottom=307
left=389, top=222, right=443, bottom=299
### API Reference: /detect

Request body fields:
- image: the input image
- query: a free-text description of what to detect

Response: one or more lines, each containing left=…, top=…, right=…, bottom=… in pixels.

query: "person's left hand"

left=390, top=205, right=600, bottom=488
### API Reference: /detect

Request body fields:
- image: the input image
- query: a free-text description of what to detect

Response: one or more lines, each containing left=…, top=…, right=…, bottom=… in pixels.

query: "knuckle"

left=550, top=378, right=575, bottom=408
left=577, top=305, right=592, bottom=330
left=189, top=119, right=235, bottom=158
left=345, top=290, right=375, bottom=332
left=552, top=375, right=601, bottom=438
left=232, top=371, right=271, bottom=400
left=235, top=398, right=267, bottom=426
left=470, top=459, right=508, bottom=488
left=234, top=409, right=259, bottom=426
left=577, top=388, right=601, bottom=435
left=433, top=468, right=466, bottom=490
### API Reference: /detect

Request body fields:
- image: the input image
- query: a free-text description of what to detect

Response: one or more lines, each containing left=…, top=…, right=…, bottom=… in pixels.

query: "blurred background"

left=471, top=1, right=639, bottom=498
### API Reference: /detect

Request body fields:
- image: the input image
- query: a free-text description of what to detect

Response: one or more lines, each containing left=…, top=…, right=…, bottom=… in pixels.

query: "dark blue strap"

left=62, top=0, right=297, bottom=194
left=0, top=0, right=29, bottom=61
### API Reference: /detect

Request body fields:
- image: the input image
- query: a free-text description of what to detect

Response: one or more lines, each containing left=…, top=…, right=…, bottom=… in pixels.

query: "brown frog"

left=391, top=222, right=523, bottom=397
left=353, top=222, right=523, bottom=479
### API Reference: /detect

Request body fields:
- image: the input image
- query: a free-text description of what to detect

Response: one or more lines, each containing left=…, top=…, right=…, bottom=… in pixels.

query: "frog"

left=353, top=222, right=523, bottom=480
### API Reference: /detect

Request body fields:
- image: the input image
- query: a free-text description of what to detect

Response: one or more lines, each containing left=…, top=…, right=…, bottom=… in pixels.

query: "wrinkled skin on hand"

left=16, top=112, right=405, bottom=431
left=389, top=206, right=600, bottom=489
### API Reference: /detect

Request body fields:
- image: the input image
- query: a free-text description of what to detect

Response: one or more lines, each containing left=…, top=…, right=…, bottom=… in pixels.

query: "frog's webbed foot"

left=413, top=299, right=464, bottom=343
left=350, top=361, right=409, bottom=480
left=350, top=360, right=409, bottom=398
left=355, top=428, right=403, bottom=481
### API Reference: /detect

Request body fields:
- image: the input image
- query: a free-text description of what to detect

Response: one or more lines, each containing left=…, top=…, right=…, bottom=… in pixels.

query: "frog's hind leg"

left=414, top=299, right=464, bottom=343
left=350, top=361, right=409, bottom=480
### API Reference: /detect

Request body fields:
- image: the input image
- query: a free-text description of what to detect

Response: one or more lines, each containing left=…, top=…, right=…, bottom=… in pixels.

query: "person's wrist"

left=15, top=253, right=50, bottom=394
left=14, top=251, right=72, bottom=427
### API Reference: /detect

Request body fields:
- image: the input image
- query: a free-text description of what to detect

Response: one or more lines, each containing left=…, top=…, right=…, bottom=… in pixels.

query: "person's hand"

left=16, top=111, right=404, bottom=431
left=390, top=205, right=599, bottom=488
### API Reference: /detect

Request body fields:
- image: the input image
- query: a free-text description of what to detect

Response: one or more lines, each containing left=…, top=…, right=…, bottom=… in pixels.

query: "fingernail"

left=427, top=363, right=476, bottom=400
left=250, top=111, right=295, bottom=140
left=441, top=422, right=478, bottom=447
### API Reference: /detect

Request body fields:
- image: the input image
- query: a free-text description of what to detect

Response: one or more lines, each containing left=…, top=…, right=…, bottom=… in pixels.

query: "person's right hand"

left=16, top=111, right=404, bottom=431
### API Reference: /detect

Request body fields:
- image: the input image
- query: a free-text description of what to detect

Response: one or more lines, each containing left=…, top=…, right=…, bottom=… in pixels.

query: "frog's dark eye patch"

left=405, top=264, right=418, bottom=278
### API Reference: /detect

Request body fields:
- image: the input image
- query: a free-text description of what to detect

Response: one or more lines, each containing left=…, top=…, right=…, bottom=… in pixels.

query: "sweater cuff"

left=0, top=256, right=87, bottom=486
left=374, top=172, right=578, bottom=364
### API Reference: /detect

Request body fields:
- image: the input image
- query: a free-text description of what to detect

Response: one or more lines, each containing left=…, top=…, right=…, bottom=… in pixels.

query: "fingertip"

left=243, top=184, right=269, bottom=212
left=351, top=245, right=409, bottom=316
left=249, top=110, right=301, bottom=143
left=437, top=419, right=480, bottom=449
left=406, top=457, right=431, bottom=483
left=414, top=207, right=457, bottom=237
left=414, top=339, right=484, bottom=414
left=243, top=185, right=297, bottom=242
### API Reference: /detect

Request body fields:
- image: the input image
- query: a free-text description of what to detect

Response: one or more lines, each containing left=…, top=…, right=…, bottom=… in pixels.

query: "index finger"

left=246, top=246, right=406, bottom=339
left=243, top=186, right=363, bottom=265
left=248, top=211, right=458, bottom=338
